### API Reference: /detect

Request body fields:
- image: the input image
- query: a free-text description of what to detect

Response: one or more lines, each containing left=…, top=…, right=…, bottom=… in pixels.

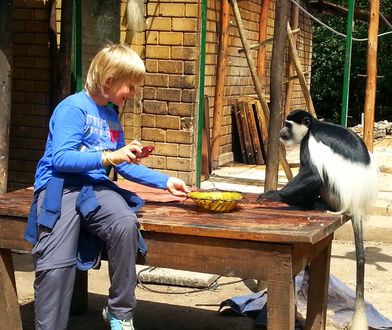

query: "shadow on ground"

left=20, top=293, right=258, bottom=330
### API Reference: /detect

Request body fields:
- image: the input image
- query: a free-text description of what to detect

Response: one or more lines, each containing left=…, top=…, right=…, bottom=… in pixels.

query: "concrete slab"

left=136, top=265, right=220, bottom=288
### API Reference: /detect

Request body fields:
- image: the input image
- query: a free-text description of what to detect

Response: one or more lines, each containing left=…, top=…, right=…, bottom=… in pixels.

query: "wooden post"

left=257, top=0, right=270, bottom=86
left=283, top=2, right=299, bottom=118
left=0, top=1, right=13, bottom=194
left=363, top=0, right=380, bottom=152
left=266, top=0, right=290, bottom=190
left=230, top=0, right=293, bottom=183
left=57, top=0, right=73, bottom=102
left=211, top=0, right=231, bottom=169
left=287, top=22, right=317, bottom=117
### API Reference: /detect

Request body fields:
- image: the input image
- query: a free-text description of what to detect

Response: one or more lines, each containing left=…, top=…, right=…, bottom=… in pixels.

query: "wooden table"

left=0, top=184, right=347, bottom=330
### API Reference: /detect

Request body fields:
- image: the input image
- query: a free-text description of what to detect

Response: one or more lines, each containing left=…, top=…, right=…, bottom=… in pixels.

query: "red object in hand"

left=140, top=146, right=154, bottom=158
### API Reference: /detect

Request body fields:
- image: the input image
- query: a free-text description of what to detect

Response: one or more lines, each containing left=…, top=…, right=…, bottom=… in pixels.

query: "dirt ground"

left=13, top=239, right=392, bottom=330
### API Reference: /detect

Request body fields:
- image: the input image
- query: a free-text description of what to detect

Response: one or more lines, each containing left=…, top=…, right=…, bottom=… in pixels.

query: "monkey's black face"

left=280, top=120, right=308, bottom=145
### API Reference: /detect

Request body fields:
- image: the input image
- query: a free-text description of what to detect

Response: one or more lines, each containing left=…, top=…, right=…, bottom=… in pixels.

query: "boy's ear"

left=103, top=76, right=113, bottom=88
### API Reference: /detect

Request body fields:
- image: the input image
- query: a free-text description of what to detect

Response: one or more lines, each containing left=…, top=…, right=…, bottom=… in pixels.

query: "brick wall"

left=119, top=0, right=199, bottom=185
left=7, top=0, right=313, bottom=190
left=8, top=0, right=52, bottom=191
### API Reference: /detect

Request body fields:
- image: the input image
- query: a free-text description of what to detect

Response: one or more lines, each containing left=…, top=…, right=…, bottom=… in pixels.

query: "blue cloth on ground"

left=220, top=272, right=392, bottom=329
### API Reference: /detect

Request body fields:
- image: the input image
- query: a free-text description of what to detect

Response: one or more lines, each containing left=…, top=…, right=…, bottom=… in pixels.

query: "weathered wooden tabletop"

left=0, top=183, right=346, bottom=245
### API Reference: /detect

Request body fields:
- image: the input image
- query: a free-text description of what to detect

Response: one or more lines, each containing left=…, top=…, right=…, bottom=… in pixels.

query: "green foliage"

left=310, top=0, right=392, bottom=124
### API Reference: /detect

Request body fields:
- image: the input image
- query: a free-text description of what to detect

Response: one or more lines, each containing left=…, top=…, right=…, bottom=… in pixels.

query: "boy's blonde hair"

left=85, top=44, right=145, bottom=96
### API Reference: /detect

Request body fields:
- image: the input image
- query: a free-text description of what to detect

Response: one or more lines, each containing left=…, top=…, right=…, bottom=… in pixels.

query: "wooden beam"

left=211, top=0, right=231, bottom=169
left=0, top=0, right=13, bottom=194
left=257, top=0, right=270, bottom=87
left=363, top=0, right=380, bottom=152
left=287, top=23, right=317, bottom=117
left=283, top=2, right=299, bottom=119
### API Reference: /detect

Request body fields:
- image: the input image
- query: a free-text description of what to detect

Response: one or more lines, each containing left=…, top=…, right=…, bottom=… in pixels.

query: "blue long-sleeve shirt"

left=34, top=90, right=169, bottom=191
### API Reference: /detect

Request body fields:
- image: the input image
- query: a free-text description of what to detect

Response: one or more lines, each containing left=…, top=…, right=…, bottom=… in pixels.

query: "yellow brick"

left=166, top=157, right=191, bottom=171
left=159, top=32, right=183, bottom=45
left=169, top=75, right=195, bottom=89
left=159, top=3, right=185, bottom=17
left=172, top=18, right=197, bottom=32
left=142, top=128, right=166, bottom=142
left=156, top=88, right=181, bottom=102
left=144, top=73, right=169, bottom=87
left=168, top=102, right=194, bottom=116
left=140, top=156, right=166, bottom=169
left=167, top=130, right=192, bottom=143
left=155, top=115, right=181, bottom=129
left=141, top=114, right=156, bottom=127
left=147, top=2, right=159, bottom=16
left=146, top=31, right=158, bottom=44
left=185, top=4, right=199, bottom=17
left=155, top=143, right=179, bottom=156
left=183, top=33, right=197, bottom=46
left=171, top=47, right=197, bottom=60
left=145, top=45, right=171, bottom=59
left=158, top=60, right=183, bottom=74
left=143, top=100, right=168, bottom=114
left=179, top=144, right=192, bottom=158
left=147, top=17, right=171, bottom=31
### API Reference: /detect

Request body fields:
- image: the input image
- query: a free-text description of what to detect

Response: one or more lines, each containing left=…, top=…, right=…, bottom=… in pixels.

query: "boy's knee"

left=111, top=214, right=139, bottom=237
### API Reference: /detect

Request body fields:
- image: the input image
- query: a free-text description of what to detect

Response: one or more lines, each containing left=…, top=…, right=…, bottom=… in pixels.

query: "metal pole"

left=341, top=0, right=355, bottom=127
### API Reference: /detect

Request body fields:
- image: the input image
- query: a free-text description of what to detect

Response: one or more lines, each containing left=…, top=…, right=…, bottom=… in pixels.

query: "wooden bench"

left=0, top=183, right=347, bottom=330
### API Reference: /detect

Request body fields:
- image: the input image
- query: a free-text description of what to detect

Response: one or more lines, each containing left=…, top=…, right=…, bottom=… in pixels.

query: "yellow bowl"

left=188, top=191, right=243, bottom=213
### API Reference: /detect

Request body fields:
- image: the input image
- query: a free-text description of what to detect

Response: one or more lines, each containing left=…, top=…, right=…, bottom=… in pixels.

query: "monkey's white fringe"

left=127, top=0, right=145, bottom=34
left=308, top=136, right=379, bottom=223
left=308, top=136, right=376, bottom=330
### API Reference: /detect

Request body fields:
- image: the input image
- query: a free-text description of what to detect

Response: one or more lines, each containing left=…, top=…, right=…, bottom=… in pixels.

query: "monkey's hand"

left=257, top=190, right=281, bottom=203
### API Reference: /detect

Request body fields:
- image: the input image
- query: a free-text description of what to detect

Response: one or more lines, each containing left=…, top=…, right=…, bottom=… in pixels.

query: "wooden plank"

left=244, top=100, right=264, bottom=165
left=0, top=249, right=23, bottom=330
left=233, top=103, right=247, bottom=163
left=283, top=2, right=300, bottom=118
left=238, top=101, right=256, bottom=164
left=255, top=100, right=269, bottom=151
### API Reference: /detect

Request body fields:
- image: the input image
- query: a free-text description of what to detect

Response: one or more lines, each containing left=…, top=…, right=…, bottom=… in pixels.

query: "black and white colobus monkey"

left=258, top=110, right=378, bottom=330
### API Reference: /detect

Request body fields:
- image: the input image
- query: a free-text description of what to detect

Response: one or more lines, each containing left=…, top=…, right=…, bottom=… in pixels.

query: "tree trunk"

left=265, top=0, right=290, bottom=191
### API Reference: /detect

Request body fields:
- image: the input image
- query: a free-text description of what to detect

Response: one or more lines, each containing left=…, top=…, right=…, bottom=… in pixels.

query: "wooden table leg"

left=0, top=248, right=23, bottom=330
left=305, top=235, right=333, bottom=330
left=267, top=254, right=295, bottom=330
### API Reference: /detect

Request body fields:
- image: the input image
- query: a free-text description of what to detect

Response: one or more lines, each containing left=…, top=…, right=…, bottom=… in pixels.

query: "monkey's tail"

left=126, top=0, right=145, bottom=36
left=349, top=211, right=369, bottom=330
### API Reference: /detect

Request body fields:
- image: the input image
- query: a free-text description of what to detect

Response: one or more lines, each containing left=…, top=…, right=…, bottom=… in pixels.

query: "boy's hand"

left=103, top=140, right=143, bottom=166
left=166, top=177, right=191, bottom=198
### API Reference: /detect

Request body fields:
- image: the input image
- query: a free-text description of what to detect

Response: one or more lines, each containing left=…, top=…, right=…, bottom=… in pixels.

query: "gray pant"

left=33, top=186, right=139, bottom=330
